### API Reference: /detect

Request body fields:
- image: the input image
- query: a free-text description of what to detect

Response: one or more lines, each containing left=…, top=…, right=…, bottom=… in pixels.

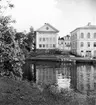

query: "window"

left=53, top=44, right=56, bottom=48
left=61, top=42, right=63, bottom=44
left=94, top=33, right=96, bottom=38
left=39, top=44, right=42, bottom=48
left=50, top=44, right=52, bottom=48
left=53, top=37, right=55, bottom=41
left=46, top=27, right=49, bottom=30
left=87, top=42, right=90, bottom=47
left=81, top=42, right=84, bottom=47
left=46, top=44, right=48, bottom=48
left=94, top=42, right=96, bottom=47
left=81, top=33, right=84, bottom=38
left=43, top=44, right=45, bottom=48
left=46, top=38, right=48, bottom=41
left=87, top=33, right=90, bottom=38
left=43, top=38, right=45, bottom=41
left=39, top=38, right=42, bottom=41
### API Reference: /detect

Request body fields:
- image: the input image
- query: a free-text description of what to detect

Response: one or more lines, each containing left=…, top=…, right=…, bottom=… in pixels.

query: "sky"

left=5, top=0, right=96, bottom=37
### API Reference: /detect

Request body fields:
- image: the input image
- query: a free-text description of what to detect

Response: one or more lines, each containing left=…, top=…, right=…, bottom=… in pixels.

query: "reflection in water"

left=22, top=61, right=96, bottom=96
left=77, top=64, right=96, bottom=95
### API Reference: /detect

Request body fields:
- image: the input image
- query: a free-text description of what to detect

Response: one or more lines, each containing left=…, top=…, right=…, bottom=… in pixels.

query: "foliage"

left=23, top=26, right=36, bottom=52
left=0, top=0, right=25, bottom=79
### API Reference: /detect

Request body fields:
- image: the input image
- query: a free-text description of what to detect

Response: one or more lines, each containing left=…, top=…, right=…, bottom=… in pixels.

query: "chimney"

left=87, top=22, right=91, bottom=26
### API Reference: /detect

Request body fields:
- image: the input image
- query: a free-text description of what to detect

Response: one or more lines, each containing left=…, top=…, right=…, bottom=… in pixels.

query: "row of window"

left=71, top=33, right=96, bottom=40
left=39, top=44, right=56, bottom=48
left=81, top=33, right=96, bottom=38
left=59, top=42, right=70, bottom=45
left=80, top=42, right=96, bottom=47
left=39, top=37, right=56, bottom=42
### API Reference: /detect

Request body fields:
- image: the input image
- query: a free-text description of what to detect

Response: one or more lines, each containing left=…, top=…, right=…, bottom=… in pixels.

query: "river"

left=22, top=60, right=96, bottom=96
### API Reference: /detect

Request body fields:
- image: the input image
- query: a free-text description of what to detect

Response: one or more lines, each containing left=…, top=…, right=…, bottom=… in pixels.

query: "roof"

left=36, top=23, right=59, bottom=33
left=70, top=23, right=96, bottom=33
left=58, top=37, right=64, bottom=40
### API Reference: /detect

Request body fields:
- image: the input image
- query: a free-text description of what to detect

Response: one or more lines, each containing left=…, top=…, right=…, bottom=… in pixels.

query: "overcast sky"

left=7, top=0, right=96, bottom=36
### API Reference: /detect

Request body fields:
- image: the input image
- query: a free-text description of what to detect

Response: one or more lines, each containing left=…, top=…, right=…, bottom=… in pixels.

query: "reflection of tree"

left=22, top=61, right=36, bottom=81
left=70, top=64, right=77, bottom=90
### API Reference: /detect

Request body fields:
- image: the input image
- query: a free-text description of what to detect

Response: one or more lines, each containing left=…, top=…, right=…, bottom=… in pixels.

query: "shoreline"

left=27, top=55, right=96, bottom=63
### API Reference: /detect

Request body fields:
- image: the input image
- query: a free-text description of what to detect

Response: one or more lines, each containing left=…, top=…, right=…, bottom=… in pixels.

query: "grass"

left=0, top=76, right=95, bottom=105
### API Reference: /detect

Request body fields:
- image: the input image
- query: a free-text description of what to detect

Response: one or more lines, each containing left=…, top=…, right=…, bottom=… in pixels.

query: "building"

left=58, top=35, right=71, bottom=51
left=70, top=23, right=96, bottom=57
left=63, top=35, right=71, bottom=51
left=58, top=37, right=64, bottom=51
left=36, top=23, right=59, bottom=50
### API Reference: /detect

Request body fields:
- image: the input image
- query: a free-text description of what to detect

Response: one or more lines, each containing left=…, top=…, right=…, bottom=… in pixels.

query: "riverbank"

left=0, top=76, right=92, bottom=105
left=27, top=54, right=96, bottom=63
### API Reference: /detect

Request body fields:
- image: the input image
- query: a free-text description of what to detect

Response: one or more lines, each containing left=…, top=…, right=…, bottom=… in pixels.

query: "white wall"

left=36, top=32, right=58, bottom=49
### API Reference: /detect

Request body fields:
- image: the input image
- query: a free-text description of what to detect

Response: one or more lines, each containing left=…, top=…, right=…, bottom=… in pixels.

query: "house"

left=58, top=37, right=64, bottom=51
left=58, top=35, right=71, bottom=52
left=70, top=23, right=96, bottom=57
left=36, top=23, right=59, bottom=51
left=63, top=35, right=71, bottom=51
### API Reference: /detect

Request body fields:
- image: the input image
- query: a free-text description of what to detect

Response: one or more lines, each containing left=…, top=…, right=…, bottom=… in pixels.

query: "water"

left=22, top=60, right=96, bottom=96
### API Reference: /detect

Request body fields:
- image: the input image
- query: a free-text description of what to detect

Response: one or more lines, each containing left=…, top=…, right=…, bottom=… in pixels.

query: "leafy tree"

left=0, top=0, right=25, bottom=80
left=23, top=26, right=36, bottom=52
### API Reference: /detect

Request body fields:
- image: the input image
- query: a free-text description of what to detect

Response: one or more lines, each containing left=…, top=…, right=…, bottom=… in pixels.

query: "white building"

left=36, top=23, right=59, bottom=50
left=70, top=23, right=96, bottom=57
left=58, top=37, right=64, bottom=51
left=64, top=35, right=71, bottom=51
left=58, top=35, right=71, bottom=51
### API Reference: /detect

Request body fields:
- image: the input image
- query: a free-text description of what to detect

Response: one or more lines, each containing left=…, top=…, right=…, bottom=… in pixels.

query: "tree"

left=0, top=0, right=25, bottom=80
left=23, top=26, right=36, bottom=52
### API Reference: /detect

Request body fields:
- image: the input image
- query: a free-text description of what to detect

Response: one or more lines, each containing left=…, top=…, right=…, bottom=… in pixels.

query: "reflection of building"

left=36, top=66, right=57, bottom=86
left=36, top=63, right=72, bottom=90
left=70, top=23, right=96, bottom=57
left=56, top=64, right=71, bottom=89
left=36, top=23, right=59, bottom=50
left=76, top=64, right=96, bottom=95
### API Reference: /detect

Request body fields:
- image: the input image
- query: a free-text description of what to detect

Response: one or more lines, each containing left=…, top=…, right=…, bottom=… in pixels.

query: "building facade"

left=70, top=23, right=96, bottom=57
left=58, top=37, right=64, bottom=51
left=63, top=35, right=71, bottom=51
left=58, top=35, right=71, bottom=51
left=36, top=23, right=59, bottom=50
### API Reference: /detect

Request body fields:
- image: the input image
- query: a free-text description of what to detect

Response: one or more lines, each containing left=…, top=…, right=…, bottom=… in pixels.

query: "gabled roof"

left=36, top=23, right=59, bottom=33
left=70, top=23, right=96, bottom=33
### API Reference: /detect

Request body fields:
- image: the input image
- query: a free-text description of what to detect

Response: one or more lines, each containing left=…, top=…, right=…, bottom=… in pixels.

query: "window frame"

left=81, top=33, right=84, bottom=38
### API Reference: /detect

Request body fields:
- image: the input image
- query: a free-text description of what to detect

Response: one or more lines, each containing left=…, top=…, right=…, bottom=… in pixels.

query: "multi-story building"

left=58, top=35, right=71, bottom=51
left=58, top=37, right=64, bottom=51
left=36, top=23, right=59, bottom=50
left=63, top=35, right=71, bottom=51
left=70, top=23, right=96, bottom=57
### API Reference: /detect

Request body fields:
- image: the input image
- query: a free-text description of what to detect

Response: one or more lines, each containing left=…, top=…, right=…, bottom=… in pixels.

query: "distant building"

left=58, top=35, right=71, bottom=51
left=63, top=35, right=71, bottom=51
left=70, top=23, right=96, bottom=57
left=36, top=23, right=59, bottom=50
left=58, top=37, right=64, bottom=51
